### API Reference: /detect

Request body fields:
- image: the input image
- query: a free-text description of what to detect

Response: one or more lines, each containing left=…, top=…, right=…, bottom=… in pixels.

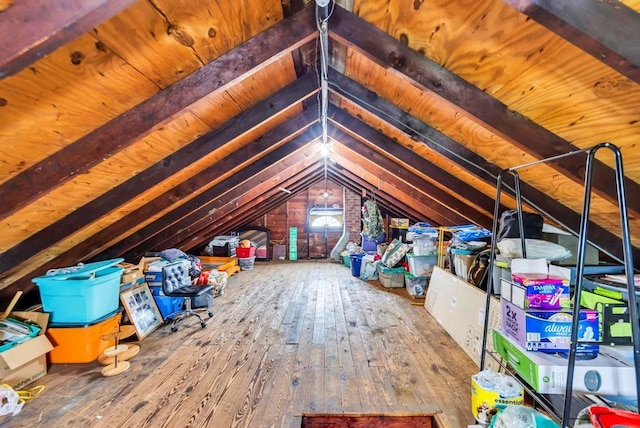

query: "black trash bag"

left=497, top=210, right=543, bottom=241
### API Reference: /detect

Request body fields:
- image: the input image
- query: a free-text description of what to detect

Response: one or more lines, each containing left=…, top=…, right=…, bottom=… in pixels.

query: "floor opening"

left=301, top=414, right=435, bottom=427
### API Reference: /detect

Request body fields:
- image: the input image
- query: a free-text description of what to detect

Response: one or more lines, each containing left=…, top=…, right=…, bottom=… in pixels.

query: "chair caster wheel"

left=164, top=318, right=172, bottom=325
left=171, top=326, right=178, bottom=332
left=200, top=322, right=207, bottom=328
left=208, top=312, right=214, bottom=318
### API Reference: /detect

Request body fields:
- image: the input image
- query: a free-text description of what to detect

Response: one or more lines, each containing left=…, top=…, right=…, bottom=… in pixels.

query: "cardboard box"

left=425, top=267, right=502, bottom=369
left=508, top=274, right=569, bottom=310
left=452, top=253, right=475, bottom=282
left=118, top=262, right=143, bottom=284
left=493, top=329, right=635, bottom=395
left=390, top=218, right=409, bottom=228
left=0, top=312, right=53, bottom=390
left=501, top=297, right=599, bottom=353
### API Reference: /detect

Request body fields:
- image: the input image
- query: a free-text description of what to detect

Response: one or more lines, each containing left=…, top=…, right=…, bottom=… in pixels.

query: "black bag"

left=468, top=249, right=491, bottom=290
left=497, top=210, right=543, bottom=241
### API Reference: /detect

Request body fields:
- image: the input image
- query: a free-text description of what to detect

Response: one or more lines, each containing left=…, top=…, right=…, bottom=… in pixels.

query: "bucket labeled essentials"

left=350, top=253, right=364, bottom=277
left=471, top=370, right=524, bottom=425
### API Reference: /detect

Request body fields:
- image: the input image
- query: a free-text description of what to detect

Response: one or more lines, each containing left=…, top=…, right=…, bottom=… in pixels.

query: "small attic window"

left=309, top=207, right=343, bottom=231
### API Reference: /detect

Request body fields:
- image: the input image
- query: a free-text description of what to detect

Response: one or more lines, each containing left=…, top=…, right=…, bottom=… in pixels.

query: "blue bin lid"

left=32, top=258, right=124, bottom=284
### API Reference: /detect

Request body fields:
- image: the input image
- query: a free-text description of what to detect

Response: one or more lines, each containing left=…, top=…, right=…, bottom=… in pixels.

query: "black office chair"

left=161, top=262, right=214, bottom=332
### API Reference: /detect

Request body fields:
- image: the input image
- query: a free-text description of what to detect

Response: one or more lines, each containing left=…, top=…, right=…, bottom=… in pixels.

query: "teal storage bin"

left=32, top=258, right=124, bottom=324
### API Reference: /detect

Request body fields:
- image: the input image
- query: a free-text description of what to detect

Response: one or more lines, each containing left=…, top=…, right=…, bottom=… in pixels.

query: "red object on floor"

left=588, top=406, right=640, bottom=428
left=236, top=246, right=255, bottom=258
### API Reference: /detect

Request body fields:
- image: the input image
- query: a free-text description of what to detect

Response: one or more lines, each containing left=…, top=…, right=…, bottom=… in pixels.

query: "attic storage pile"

left=340, top=199, right=640, bottom=426
left=0, top=246, right=250, bottom=406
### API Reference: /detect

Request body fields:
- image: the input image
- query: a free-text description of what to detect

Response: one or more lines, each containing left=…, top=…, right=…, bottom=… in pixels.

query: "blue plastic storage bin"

left=148, top=285, right=163, bottom=296
left=153, top=295, right=184, bottom=320
left=32, top=258, right=124, bottom=323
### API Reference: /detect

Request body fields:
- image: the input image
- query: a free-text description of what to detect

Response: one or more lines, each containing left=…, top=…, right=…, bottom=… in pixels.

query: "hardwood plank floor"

left=5, top=260, right=477, bottom=427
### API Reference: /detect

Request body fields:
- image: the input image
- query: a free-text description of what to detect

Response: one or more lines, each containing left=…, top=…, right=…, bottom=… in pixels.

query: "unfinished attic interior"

left=1, top=0, right=640, bottom=426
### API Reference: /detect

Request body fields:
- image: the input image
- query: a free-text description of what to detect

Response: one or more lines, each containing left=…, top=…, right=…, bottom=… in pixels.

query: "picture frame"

left=120, top=284, right=163, bottom=340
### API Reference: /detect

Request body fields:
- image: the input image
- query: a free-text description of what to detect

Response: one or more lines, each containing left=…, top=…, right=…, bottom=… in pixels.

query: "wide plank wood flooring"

left=5, top=260, right=477, bottom=427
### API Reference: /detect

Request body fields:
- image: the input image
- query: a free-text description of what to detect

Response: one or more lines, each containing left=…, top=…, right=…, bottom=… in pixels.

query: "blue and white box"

left=501, top=298, right=599, bottom=354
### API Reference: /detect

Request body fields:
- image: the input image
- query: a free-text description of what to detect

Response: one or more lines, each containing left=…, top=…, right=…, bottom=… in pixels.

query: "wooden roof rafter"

left=327, top=4, right=640, bottom=217
left=0, top=0, right=138, bottom=78
left=502, top=0, right=640, bottom=84
left=326, top=165, right=436, bottom=225
left=326, top=68, right=637, bottom=263
left=0, top=3, right=317, bottom=220
left=176, top=165, right=327, bottom=254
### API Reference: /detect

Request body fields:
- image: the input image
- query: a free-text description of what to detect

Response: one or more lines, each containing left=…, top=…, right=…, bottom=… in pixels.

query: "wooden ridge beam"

left=503, top=0, right=640, bottom=84
left=327, top=68, right=638, bottom=266
left=329, top=5, right=640, bottom=216
left=0, top=4, right=317, bottom=220
left=0, top=0, right=137, bottom=78
left=0, top=75, right=318, bottom=277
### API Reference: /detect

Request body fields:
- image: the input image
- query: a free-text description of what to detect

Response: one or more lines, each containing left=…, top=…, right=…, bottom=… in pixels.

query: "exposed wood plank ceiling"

left=1, top=0, right=639, bottom=301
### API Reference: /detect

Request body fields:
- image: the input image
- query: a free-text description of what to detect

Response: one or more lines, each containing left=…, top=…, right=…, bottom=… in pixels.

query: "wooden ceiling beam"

left=1, top=127, right=322, bottom=300
left=109, top=123, right=321, bottom=261
left=327, top=166, right=434, bottom=224
left=503, top=0, right=640, bottom=84
left=329, top=154, right=459, bottom=227
left=0, top=75, right=318, bottom=277
left=225, top=172, right=326, bottom=233
left=141, top=156, right=324, bottom=257
left=328, top=105, right=500, bottom=215
left=175, top=167, right=326, bottom=253
left=0, top=0, right=137, bottom=79
left=328, top=68, right=639, bottom=266
left=329, top=5, right=640, bottom=216
left=329, top=145, right=469, bottom=226
left=0, top=4, right=317, bottom=221
left=329, top=125, right=492, bottom=228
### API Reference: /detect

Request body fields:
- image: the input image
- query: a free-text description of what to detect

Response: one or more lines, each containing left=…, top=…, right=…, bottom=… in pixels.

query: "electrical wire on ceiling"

left=315, top=0, right=334, bottom=146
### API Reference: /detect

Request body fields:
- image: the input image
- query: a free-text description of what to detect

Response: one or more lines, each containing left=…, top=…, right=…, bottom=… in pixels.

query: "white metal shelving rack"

left=479, top=142, right=640, bottom=427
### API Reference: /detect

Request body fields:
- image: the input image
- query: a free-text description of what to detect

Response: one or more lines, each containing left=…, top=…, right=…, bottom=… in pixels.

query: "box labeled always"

left=501, top=298, right=599, bottom=353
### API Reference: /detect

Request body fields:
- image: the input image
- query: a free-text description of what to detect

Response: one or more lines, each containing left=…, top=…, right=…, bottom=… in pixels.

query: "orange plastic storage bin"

left=46, top=310, right=121, bottom=363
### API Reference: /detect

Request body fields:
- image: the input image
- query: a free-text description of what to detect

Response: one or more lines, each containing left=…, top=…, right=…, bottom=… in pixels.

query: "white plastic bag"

left=0, top=384, right=24, bottom=416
